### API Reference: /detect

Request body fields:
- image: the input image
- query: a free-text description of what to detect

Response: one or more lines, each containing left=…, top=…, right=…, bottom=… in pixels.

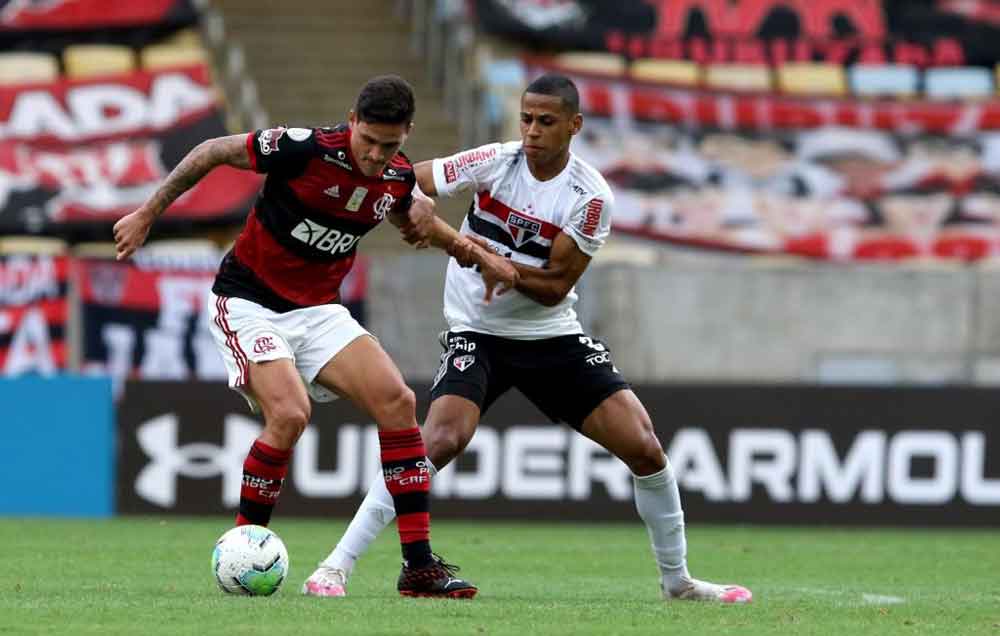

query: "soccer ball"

left=211, top=525, right=289, bottom=596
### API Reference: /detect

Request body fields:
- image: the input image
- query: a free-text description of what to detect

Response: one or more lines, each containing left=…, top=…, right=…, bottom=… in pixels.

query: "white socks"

left=632, top=456, right=691, bottom=590
left=324, top=454, right=691, bottom=592
left=321, top=459, right=438, bottom=575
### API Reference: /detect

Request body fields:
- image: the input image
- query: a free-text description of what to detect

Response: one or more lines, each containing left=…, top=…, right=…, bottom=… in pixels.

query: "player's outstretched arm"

left=431, top=216, right=519, bottom=302
left=469, top=232, right=591, bottom=307
left=113, top=134, right=251, bottom=260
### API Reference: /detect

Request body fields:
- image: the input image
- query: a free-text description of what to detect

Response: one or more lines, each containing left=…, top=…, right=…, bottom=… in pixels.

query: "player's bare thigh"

left=246, top=358, right=312, bottom=450
left=422, top=394, right=482, bottom=468
left=312, top=334, right=417, bottom=431
left=581, top=389, right=666, bottom=476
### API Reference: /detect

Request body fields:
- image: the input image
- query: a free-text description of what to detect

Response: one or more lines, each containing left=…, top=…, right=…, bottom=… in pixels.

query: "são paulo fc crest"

left=453, top=355, right=475, bottom=372
left=507, top=212, right=541, bottom=247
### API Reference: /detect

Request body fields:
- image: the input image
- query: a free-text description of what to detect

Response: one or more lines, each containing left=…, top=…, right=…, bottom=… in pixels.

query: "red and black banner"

left=475, top=0, right=1000, bottom=67
left=0, top=64, right=262, bottom=239
left=0, top=0, right=198, bottom=50
left=77, top=250, right=226, bottom=391
left=528, top=61, right=1000, bottom=260
left=0, top=253, right=69, bottom=376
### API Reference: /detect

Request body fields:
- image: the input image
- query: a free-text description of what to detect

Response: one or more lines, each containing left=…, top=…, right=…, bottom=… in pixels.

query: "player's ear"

left=348, top=109, right=357, bottom=128
left=570, top=113, right=583, bottom=136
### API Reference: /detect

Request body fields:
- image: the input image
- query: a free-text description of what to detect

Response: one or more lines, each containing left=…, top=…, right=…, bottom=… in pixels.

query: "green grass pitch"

left=2, top=518, right=998, bottom=635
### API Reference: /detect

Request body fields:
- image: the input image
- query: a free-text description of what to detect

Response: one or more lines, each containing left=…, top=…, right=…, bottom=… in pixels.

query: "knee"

left=372, top=384, right=417, bottom=427
left=424, top=418, right=474, bottom=468
left=265, top=400, right=310, bottom=447
left=622, top=423, right=666, bottom=477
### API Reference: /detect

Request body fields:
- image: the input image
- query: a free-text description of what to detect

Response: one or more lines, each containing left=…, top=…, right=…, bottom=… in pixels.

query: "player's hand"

left=447, top=237, right=475, bottom=267
left=467, top=236, right=518, bottom=303
left=398, top=194, right=435, bottom=249
left=113, top=206, right=156, bottom=261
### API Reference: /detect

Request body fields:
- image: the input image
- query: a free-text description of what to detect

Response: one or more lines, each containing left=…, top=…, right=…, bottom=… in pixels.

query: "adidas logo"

left=324, top=185, right=340, bottom=198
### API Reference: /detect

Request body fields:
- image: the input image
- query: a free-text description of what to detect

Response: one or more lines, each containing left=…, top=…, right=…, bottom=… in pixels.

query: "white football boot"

left=663, top=577, right=752, bottom=603
left=302, top=565, right=348, bottom=597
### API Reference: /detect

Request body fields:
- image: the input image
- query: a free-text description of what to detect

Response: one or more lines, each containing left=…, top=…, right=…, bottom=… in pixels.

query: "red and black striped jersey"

left=212, top=124, right=415, bottom=312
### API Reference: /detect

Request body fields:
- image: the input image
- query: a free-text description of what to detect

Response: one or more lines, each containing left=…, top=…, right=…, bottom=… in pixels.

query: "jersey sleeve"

left=431, top=143, right=506, bottom=197
left=246, top=126, right=317, bottom=175
left=563, top=191, right=614, bottom=257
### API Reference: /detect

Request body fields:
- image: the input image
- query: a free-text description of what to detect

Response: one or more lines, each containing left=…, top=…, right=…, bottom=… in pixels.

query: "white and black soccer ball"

left=211, top=525, right=289, bottom=596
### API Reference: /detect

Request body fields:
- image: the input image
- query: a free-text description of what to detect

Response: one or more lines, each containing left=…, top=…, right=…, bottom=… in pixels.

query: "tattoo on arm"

left=147, top=134, right=250, bottom=218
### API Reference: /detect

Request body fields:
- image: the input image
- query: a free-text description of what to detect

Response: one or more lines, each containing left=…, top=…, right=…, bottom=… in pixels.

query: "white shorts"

left=206, top=292, right=371, bottom=411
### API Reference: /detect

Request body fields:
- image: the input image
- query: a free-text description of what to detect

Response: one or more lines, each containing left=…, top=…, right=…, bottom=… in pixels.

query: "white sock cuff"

left=632, top=455, right=674, bottom=490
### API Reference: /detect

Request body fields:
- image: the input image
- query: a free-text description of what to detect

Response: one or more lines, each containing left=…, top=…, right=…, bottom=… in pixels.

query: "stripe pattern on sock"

left=236, top=439, right=291, bottom=526
left=379, top=427, right=431, bottom=551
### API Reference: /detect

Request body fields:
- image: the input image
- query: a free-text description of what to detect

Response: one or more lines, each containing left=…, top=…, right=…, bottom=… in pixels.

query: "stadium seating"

left=551, top=52, right=625, bottom=77
left=629, top=59, right=701, bottom=86
left=0, top=52, right=59, bottom=84
left=777, top=63, right=847, bottom=97
left=64, top=44, right=136, bottom=78
left=0, top=236, right=67, bottom=255
left=704, top=63, right=773, bottom=92
left=140, top=43, right=209, bottom=70
left=849, top=64, right=920, bottom=98
left=924, top=66, right=994, bottom=100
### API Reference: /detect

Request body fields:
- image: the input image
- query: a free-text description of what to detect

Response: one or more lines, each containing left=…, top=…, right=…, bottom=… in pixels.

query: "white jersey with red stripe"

left=431, top=141, right=614, bottom=338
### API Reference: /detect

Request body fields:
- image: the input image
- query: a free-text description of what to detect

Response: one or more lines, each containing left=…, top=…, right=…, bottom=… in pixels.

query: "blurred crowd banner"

left=528, top=61, right=1000, bottom=260
left=477, top=0, right=1000, bottom=66
left=0, top=63, right=261, bottom=237
left=115, top=381, right=999, bottom=526
left=0, top=245, right=369, bottom=391
left=0, top=252, right=69, bottom=375
left=78, top=249, right=225, bottom=387
left=0, top=0, right=198, bottom=47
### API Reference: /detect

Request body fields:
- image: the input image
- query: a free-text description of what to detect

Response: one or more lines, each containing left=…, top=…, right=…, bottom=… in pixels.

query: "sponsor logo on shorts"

left=585, top=352, right=611, bottom=366
left=258, top=127, right=286, bottom=155
left=580, top=198, right=603, bottom=237
left=453, top=354, right=475, bottom=372
left=253, top=336, right=277, bottom=354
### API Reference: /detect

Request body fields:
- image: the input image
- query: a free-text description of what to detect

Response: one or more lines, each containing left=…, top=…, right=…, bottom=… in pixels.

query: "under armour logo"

left=134, top=413, right=261, bottom=508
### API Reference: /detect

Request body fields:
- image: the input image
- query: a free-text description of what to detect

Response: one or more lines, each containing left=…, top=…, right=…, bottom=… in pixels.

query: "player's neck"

left=526, top=152, right=570, bottom=182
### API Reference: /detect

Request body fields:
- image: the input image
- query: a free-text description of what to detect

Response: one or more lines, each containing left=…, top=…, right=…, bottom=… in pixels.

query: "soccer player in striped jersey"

left=306, top=74, right=752, bottom=604
left=113, top=75, right=518, bottom=599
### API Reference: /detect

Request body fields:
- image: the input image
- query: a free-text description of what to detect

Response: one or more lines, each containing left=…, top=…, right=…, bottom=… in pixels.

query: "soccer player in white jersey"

left=302, top=74, right=752, bottom=603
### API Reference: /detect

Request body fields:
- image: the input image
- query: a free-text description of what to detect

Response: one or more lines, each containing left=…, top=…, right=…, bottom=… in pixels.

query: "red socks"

left=235, top=439, right=291, bottom=527
left=379, top=426, right=433, bottom=566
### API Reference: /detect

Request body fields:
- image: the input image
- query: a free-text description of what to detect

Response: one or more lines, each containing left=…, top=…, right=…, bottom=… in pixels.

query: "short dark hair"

left=355, top=75, right=415, bottom=125
left=524, top=74, right=580, bottom=114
